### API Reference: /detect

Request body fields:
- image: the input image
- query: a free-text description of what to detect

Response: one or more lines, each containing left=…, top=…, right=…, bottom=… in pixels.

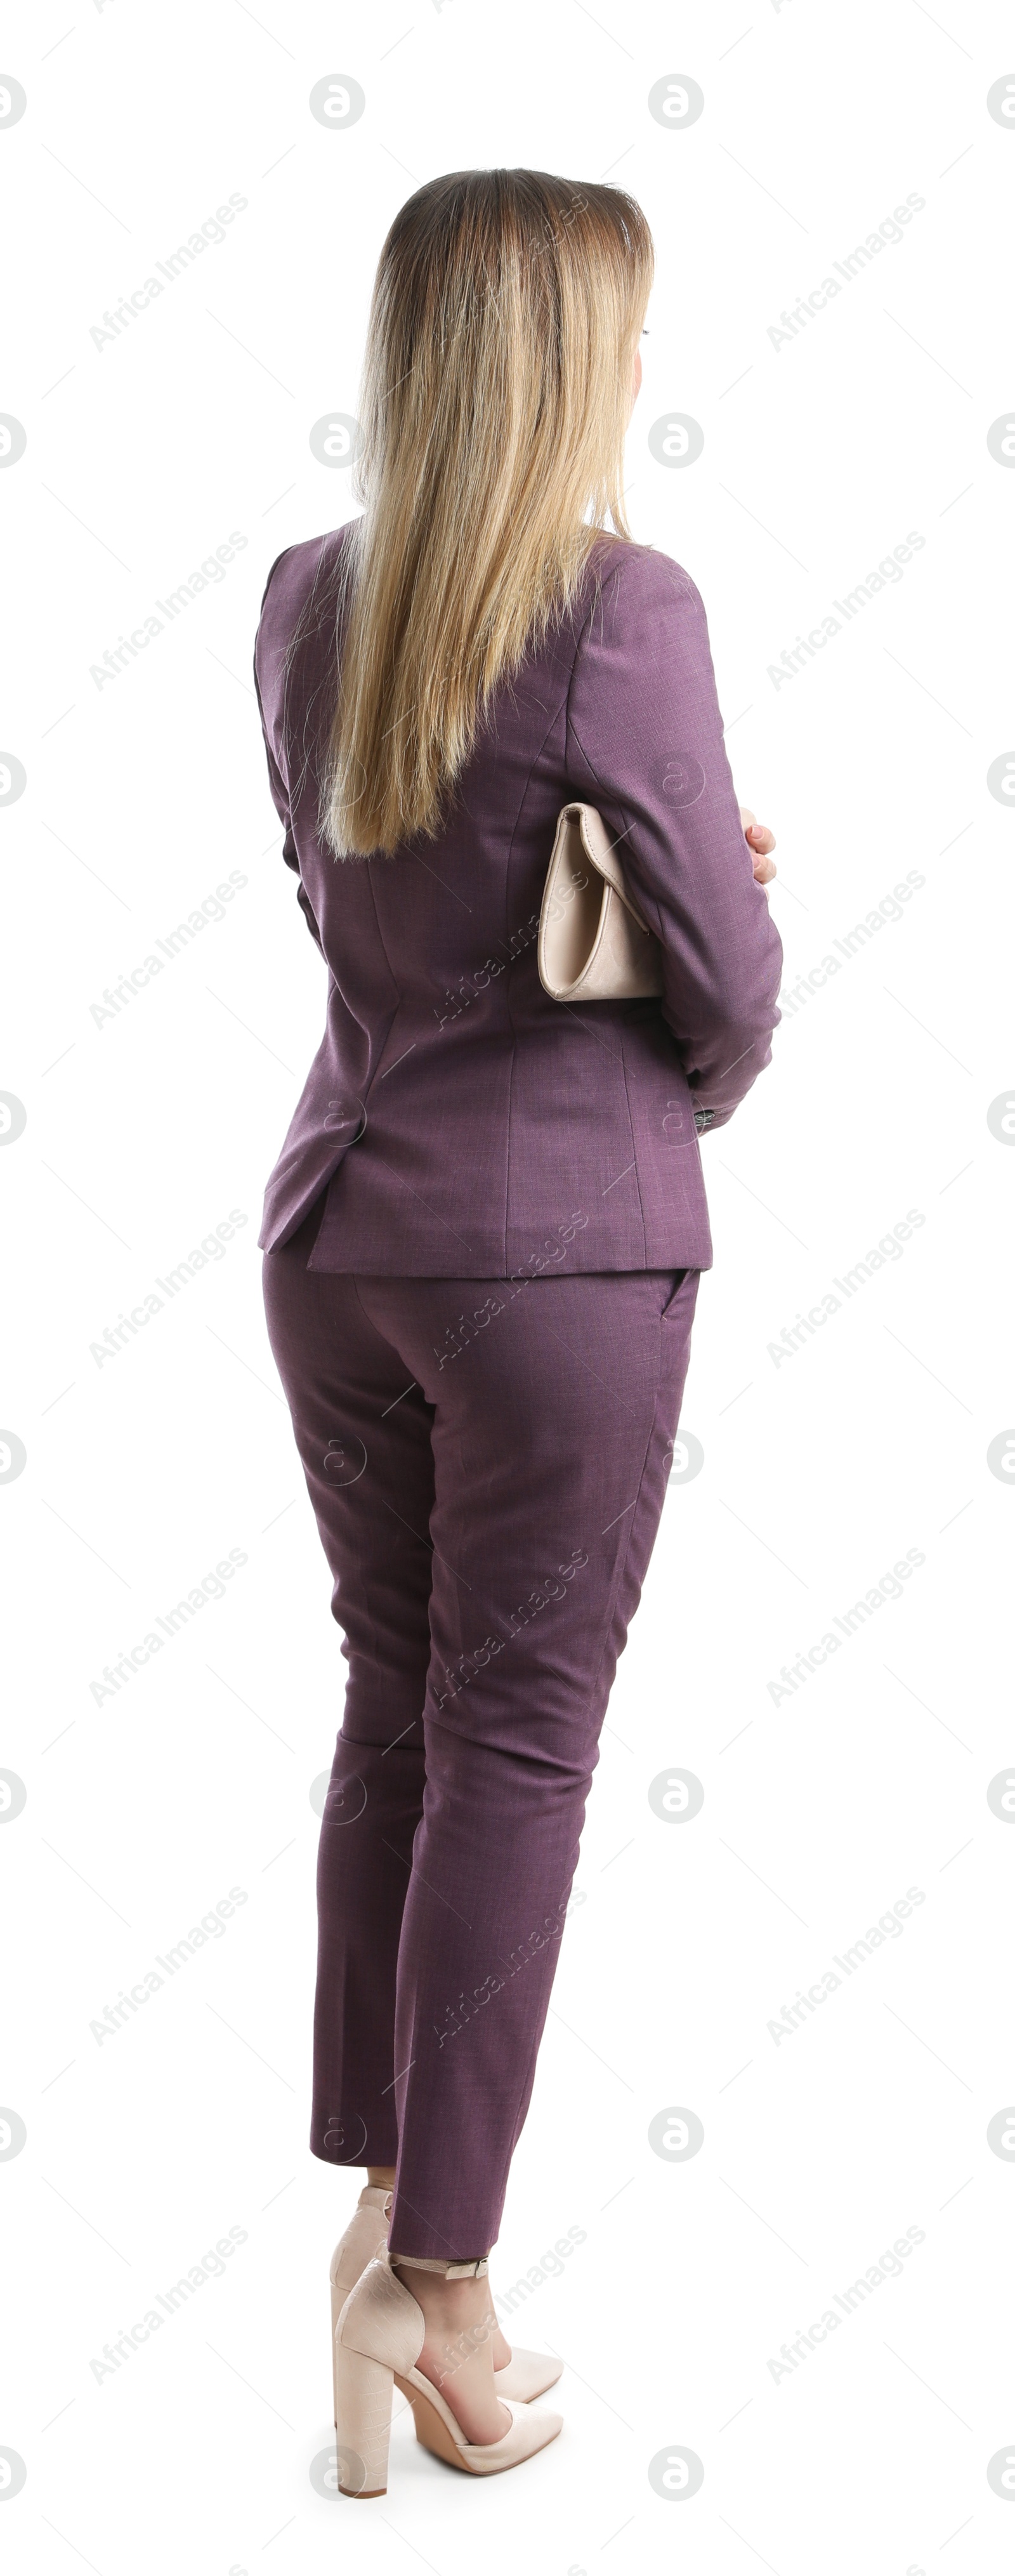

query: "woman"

left=256, top=167, right=782, bottom=2494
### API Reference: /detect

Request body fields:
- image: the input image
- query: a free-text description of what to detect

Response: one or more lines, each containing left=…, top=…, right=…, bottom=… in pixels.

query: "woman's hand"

left=738, top=806, right=776, bottom=885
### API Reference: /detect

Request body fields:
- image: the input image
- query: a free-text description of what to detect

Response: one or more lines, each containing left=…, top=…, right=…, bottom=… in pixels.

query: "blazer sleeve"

left=252, top=551, right=325, bottom=958
left=566, top=545, right=782, bottom=1130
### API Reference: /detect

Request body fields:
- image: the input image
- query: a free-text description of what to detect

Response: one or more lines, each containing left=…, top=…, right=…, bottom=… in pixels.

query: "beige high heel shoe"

left=329, top=2191, right=563, bottom=2413
left=334, top=2250, right=563, bottom=2494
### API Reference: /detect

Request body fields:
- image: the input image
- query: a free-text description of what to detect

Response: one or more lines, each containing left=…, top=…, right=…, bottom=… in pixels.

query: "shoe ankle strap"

left=392, top=2252, right=489, bottom=2278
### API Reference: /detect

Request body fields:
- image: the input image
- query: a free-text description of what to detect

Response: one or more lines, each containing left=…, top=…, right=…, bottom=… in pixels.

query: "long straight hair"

left=321, top=168, right=653, bottom=858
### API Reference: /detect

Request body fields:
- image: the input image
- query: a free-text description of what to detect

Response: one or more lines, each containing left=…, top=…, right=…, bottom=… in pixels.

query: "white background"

left=2, top=1, right=1012, bottom=2569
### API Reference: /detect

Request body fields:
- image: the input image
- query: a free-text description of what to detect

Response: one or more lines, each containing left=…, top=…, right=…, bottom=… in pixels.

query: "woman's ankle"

left=391, top=2264, right=495, bottom=2346
left=391, top=2264, right=510, bottom=2440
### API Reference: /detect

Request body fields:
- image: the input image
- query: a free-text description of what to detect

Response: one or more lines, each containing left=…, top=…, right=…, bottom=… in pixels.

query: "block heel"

left=333, top=2333, right=395, bottom=2498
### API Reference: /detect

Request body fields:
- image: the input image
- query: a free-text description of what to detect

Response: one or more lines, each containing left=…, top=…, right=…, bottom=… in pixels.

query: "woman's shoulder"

left=256, top=518, right=358, bottom=645
left=584, top=531, right=704, bottom=610
left=254, top=520, right=360, bottom=718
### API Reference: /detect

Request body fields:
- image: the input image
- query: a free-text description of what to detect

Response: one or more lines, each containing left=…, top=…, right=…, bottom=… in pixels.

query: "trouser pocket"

left=659, top=1267, right=691, bottom=1322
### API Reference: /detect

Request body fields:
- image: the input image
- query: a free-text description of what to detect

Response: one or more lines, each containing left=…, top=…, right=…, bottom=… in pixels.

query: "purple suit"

left=257, top=525, right=782, bottom=2262
left=254, top=526, right=782, bottom=1274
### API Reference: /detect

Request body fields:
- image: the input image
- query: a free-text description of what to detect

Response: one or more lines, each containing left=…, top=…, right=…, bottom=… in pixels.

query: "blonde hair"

left=320, top=167, right=653, bottom=858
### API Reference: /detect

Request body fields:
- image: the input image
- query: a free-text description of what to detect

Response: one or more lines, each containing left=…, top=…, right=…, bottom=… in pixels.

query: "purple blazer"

left=254, top=525, right=782, bottom=1275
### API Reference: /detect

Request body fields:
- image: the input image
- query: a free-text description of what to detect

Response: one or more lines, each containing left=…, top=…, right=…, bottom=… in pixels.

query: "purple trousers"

left=262, top=1202, right=699, bottom=2259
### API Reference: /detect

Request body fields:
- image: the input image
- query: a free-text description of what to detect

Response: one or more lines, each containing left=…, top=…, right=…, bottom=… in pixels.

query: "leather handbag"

left=537, top=801, right=663, bottom=1003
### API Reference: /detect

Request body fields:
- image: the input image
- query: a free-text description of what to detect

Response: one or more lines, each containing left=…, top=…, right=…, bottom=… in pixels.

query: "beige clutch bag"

left=537, top=801, right=663, bottom=1003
